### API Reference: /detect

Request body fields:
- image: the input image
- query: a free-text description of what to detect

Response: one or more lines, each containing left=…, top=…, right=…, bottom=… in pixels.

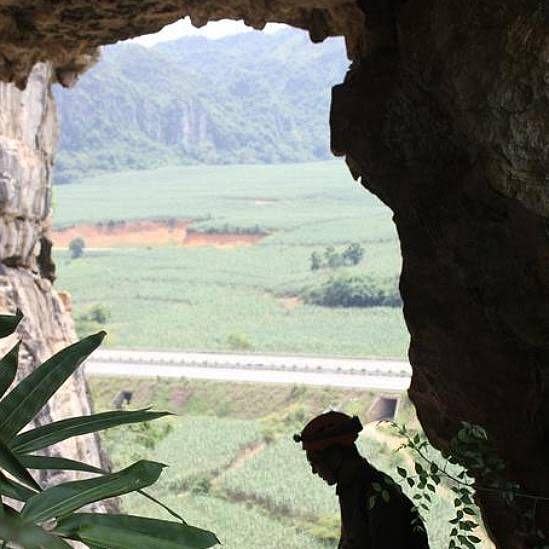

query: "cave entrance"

left=46, top=18, right=429, bottom=548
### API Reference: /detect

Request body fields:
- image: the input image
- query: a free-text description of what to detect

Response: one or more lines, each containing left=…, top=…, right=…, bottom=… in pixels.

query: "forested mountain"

left=53, top=28, right=347, bottom=183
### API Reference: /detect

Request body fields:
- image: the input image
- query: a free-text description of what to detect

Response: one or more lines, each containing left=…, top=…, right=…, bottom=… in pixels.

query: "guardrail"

left=88, top=350, right=412, bottom=379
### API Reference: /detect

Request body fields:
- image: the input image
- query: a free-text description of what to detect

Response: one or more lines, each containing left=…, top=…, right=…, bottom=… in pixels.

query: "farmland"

left=89, top=377, right=490, bottom=549
left=52, top=161, right=408, bottom=357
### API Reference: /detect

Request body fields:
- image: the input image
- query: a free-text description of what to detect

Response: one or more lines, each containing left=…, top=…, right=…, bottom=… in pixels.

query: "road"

left=85, top=349, right=411, bottom=391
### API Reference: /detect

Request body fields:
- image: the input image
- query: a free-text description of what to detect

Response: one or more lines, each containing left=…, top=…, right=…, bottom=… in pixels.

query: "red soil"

left=52, top=220, right=265, bottom=249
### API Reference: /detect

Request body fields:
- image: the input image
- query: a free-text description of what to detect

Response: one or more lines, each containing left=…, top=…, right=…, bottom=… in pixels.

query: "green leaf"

left=0, top=342, right=20, bottom=398
left=367, top=495, right=376, bottom=510
left=0, top=309, right=23, bottom=339
left=414, top=463, right=424, bottom=475
left=381, top=490, right=390, bottom=502
left=0, top=437, right=40, bottom=490
left=11, top=408, right=172, bottom=453
left=0, top=471, right=38, bottom=501
left=468, top=535, right=482, bottom=543
left=55, top=513, right=219, bottom=548
left=19, top=455, right=104, bottom=475
left=463, top=507, right=476, bottom=516
left=0, top=512, right=71, bottom=548
left=0, top=331, right=105, bottom=440
left=21, top=460, right=164, bottom=523
left=372, top=482, right=382, bottom=492
left=397, top=467, right=407, bottom=478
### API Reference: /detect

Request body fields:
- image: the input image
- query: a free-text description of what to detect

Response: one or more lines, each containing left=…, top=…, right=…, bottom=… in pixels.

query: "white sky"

left=131, top=18, right=288, bottom=47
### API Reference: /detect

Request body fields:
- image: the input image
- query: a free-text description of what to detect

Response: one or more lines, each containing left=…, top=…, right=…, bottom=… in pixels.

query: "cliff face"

left=53, top=31, right=346, bottom=181
left=0, top=63, right=107, bottom=483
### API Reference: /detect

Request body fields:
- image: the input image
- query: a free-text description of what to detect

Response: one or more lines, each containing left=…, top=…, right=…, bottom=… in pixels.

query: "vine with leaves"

left=389, top=421, right=549, bottom=549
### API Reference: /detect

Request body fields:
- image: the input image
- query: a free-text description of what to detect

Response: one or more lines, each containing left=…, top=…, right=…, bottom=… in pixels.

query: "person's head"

left=294, top=412, right=363, bottom=486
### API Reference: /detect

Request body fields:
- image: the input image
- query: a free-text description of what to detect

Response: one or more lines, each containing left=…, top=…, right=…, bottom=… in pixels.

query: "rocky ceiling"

left=0, top=0, right=547, bottom=547
left=0, top=0, right=364, bottom=88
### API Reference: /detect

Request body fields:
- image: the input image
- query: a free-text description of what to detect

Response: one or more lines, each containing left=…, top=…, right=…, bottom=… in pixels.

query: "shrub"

left=75, top=304, right=111, bottom=338
left=310, top=251, right=322, bottom=271
left=68, top=236, right=85, bottom=259
left=342, top=242, right=365, bottom=266
left=226, top=333, right=253, bottom=351
left=0, top=310, right=219, bottom=548
left=304, top=275, right=402, bottom=308
left=309, top=243, right=365, bottom=271
left=85, top=304, right=110, bottom=324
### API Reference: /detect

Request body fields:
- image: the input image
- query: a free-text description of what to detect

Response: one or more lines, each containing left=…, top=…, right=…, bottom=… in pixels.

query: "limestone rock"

left=0, top=2, right=363, bottom=89
left=0, top=62, right=110, bottom=495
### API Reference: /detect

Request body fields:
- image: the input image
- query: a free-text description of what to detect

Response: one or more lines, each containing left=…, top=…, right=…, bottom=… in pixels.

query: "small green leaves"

left=389, top=422, right=488, bottom=549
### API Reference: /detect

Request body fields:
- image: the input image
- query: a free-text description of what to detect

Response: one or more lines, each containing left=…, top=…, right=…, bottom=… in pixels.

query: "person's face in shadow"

left=306, top=447, right=343, bottom=486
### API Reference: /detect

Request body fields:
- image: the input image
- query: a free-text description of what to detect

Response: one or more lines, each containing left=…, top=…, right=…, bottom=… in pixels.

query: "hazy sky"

left=132, top=18, right=288, bottom=47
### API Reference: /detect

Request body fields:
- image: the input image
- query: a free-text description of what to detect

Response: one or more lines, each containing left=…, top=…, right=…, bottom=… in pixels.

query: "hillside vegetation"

left=53, top=29, right=347, bottom=183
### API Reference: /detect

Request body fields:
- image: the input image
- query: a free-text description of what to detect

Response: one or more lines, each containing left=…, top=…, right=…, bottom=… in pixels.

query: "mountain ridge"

left=53, top=29, right=347, bottom=184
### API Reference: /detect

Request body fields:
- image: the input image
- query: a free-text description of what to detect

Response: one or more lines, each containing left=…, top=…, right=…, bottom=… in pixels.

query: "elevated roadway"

left=86, top=349, right=412, bottom=392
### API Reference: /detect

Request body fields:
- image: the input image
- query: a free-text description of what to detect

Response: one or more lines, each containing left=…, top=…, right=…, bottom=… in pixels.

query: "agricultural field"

left=90, top=377, right=491, bottom=549
left=53, top=160, right=409, bottom=357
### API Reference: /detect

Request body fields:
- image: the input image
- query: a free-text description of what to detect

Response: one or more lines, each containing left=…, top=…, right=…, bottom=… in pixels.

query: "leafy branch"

left=389, top=422, right=549, bottom=549
left=0, top=310, right=219, bottom=548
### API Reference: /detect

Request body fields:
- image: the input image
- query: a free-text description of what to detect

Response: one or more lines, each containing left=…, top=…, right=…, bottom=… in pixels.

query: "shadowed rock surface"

left=0, top=1, right=547, bottom=546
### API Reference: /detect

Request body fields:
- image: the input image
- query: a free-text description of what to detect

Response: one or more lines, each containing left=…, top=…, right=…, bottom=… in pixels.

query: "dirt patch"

left=278, top=296, right=302, bottom=310
left=52, top=220, right=266, bottom=249
left=183, top=231, right=264, bottom=248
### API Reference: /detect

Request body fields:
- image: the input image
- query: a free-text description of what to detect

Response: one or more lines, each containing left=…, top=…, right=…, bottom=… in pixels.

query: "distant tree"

left=68, top=236, right=85, bottom=259
left=310, top=251, right=322, bottom=271
left=324, top=246, right=343, bottom=269
left=88, top=304, right=110, bottom=324
left=342, top=242, right=365, bottom=266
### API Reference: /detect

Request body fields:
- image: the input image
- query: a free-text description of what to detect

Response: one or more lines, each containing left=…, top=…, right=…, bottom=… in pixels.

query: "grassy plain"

left=53, top=161, right=408, bottom=357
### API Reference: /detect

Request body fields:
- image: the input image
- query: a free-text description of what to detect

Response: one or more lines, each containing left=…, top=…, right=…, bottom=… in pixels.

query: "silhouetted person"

left=294, top=411, right=430, bottom=549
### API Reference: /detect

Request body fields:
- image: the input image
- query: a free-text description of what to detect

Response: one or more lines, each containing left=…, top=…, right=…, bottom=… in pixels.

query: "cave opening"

left=0, top=2, right=547, bottom=547
left=47, top=19, right=436, bottom=547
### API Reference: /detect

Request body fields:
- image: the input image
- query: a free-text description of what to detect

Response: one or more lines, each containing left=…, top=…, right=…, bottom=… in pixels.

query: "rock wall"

left=331, top=1, right=549, bottom=547
left=0, top=63, right=108, bottom=485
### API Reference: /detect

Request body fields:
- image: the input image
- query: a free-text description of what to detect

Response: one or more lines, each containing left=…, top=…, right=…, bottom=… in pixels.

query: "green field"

left=53, top=161, right=408, bottom=357
left=89, top=377, right=488, bottom=549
